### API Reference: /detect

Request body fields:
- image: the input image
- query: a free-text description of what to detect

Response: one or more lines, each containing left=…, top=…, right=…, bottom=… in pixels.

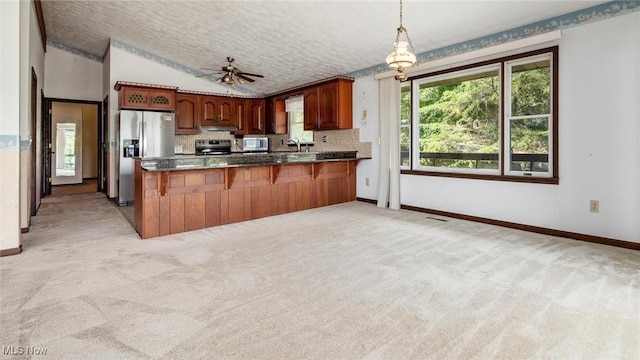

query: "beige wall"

left=82, top=104, right=98, bottom=178
left=1, top=0, right=45, bottom=252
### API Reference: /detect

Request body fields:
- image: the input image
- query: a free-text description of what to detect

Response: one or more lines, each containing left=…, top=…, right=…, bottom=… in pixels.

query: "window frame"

left=401, top=46, right=559, bottom=185
left=400, top=84, right=412, bottom=170
left=504, top=54, right=554, bottom=178
left=412, top=63, right=502, bottom=175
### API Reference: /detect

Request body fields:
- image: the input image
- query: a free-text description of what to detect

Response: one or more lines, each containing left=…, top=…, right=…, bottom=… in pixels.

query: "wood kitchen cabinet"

left=303, top=78, right=353, bottom=130
left=201, top=96, right=236, bottom=127
left=265, top=96, right=287, bottom=134
left=135, top=160, right=359, bottom=239
left=116, top=83, right=176, bottom=111
left=235, top=99, right=247, bottom=134
left=247, top=98, right=265, bottom=134
left=236, top=99, right=266, bottom=135
left=175, top=93, right=200, bottom=135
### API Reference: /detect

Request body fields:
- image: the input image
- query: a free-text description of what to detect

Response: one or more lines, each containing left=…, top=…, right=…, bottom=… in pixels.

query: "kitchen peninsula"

left=134, top=152, right=363, bottom=239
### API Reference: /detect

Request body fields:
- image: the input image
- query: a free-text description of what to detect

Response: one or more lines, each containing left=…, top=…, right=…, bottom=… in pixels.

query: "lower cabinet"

left=134, top=160, right=358, bottom=239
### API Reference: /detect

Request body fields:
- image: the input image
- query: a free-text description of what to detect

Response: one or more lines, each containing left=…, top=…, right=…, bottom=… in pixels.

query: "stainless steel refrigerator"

left=118, top=110, right=175, bottom=206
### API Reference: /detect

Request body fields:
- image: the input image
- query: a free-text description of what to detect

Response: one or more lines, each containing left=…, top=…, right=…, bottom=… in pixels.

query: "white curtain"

left=377, top=77, right=401, bottom=210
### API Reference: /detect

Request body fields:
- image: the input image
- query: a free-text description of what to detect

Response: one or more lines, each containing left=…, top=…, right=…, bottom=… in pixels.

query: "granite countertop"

left=140, top=151, right=369, bottom=171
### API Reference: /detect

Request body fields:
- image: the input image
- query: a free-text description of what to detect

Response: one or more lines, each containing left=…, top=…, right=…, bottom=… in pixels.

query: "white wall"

left=105, top=46, right=245, bottom=197
left=44, top=45, right=103, bottom=101
left=27, top=0, right=45, bottom=226
left=359, top=12, right=640, bottom=244
left=353, top=76, right=380, bottom=200
left=103, top=47, right=112, bottom=197
left=0, top=0, right=21, bottom=252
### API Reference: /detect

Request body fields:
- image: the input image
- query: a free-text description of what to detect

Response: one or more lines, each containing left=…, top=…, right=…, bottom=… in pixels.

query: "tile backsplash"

left=175, top=128, right=371, bottom=158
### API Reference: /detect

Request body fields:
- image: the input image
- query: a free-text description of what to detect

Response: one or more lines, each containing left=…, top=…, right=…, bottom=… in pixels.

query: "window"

left=400, top=85, right=411, bottom=167
left=401, top=47, right=557, bottom=183
left=285, top=95, right=313, bottom=143
left=506, top=56, right=552, bottom=176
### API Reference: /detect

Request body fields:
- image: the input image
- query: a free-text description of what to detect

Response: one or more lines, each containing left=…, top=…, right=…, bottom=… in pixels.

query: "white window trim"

left=504, top=54, right=554, bottom=178
left=411, top=64, right=502, bottom=175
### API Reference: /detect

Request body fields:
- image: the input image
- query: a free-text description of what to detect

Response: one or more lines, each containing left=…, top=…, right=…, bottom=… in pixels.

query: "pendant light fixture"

left=386, top=0, right=417, bottom=81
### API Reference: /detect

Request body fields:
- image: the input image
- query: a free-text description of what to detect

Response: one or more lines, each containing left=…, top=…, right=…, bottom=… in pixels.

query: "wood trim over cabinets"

left=355, top=197, right=640, bottom=252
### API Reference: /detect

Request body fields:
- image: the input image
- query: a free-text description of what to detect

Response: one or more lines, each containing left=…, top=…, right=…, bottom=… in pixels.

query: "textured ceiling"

left=41, top=0, right=608, bottom=94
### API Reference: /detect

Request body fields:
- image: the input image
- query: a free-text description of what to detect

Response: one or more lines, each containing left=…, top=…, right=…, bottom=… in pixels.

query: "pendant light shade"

left=386, top=41, right=417, bottom=70
left=386, top=0, right=417, bottom=79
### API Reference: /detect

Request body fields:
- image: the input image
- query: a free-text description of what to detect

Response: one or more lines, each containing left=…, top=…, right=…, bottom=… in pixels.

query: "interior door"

left=52, top=102, right=83, bottom=185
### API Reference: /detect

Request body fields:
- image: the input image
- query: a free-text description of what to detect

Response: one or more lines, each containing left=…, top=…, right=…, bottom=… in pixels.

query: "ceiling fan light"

left=386, top=41, right=416, bottom=70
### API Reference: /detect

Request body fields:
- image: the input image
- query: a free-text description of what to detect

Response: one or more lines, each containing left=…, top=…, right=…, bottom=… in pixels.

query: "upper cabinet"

left=115, top=82, right=177, bottom=111
left=175, top=93, right=200, bottom=135
left=201, top=96, right=236, bottom=127
left=236, top=98, right=266, bottom=135
left=247, top=99, right=266, bottom=134
left=265, top=96, right=287, bottom=135
left=115, top=76, right=353, bottom=136
left=303, top=78, right=353, bottom=131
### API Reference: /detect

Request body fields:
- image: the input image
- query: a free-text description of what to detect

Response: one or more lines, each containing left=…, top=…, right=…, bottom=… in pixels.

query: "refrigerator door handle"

left=139, top=118, right=145, bottom=158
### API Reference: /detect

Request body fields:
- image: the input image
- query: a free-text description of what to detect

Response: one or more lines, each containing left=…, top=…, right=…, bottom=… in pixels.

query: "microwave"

left=243, top=137, right=269, bottom=152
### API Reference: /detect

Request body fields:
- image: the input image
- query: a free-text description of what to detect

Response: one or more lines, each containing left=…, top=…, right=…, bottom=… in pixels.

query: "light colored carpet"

left=1, top=193, right=639, bottom=359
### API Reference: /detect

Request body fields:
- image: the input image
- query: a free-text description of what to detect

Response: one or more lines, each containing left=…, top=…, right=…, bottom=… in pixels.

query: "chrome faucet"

left=287, top=137, right=301, bottom=152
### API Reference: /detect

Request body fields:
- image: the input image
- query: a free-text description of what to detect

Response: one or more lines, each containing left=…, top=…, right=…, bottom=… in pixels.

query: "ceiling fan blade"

left=236, top=74, right=255, bottom=83
left=238, top=72, right=264, bottom=78
left=196, top=74, right=213, bottom=78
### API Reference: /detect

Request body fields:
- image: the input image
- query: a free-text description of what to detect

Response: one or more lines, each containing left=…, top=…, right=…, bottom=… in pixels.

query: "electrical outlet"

left=590, top=200, right=599, bottom=213
left=281, top=139, right=284, bottom=145
left=322, top=136, right=327, bottom=143
left=365, top=177, right=369, bottom=186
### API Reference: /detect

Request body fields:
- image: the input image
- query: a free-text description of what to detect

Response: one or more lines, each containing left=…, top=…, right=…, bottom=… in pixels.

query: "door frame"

left=100, top=96, right=108, bottom=194
left=42, top=98, right=102, bottom=192
left=30, top=68, right=38, bottom=216
left=41, top=90, right=51, bottom=196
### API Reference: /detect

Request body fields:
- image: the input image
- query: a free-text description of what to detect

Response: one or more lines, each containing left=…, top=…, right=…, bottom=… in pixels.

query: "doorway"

left=44, top=99, right=101, bottom=195
left=52, top=103, right=83, bottom=185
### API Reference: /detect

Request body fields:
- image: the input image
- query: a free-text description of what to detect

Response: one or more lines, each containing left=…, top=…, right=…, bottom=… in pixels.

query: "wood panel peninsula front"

left=134, top=152, right=363, bottom=239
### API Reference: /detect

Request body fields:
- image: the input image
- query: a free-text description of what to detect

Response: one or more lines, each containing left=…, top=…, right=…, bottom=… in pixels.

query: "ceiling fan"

left=197, top=57, right=264, bottom=85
